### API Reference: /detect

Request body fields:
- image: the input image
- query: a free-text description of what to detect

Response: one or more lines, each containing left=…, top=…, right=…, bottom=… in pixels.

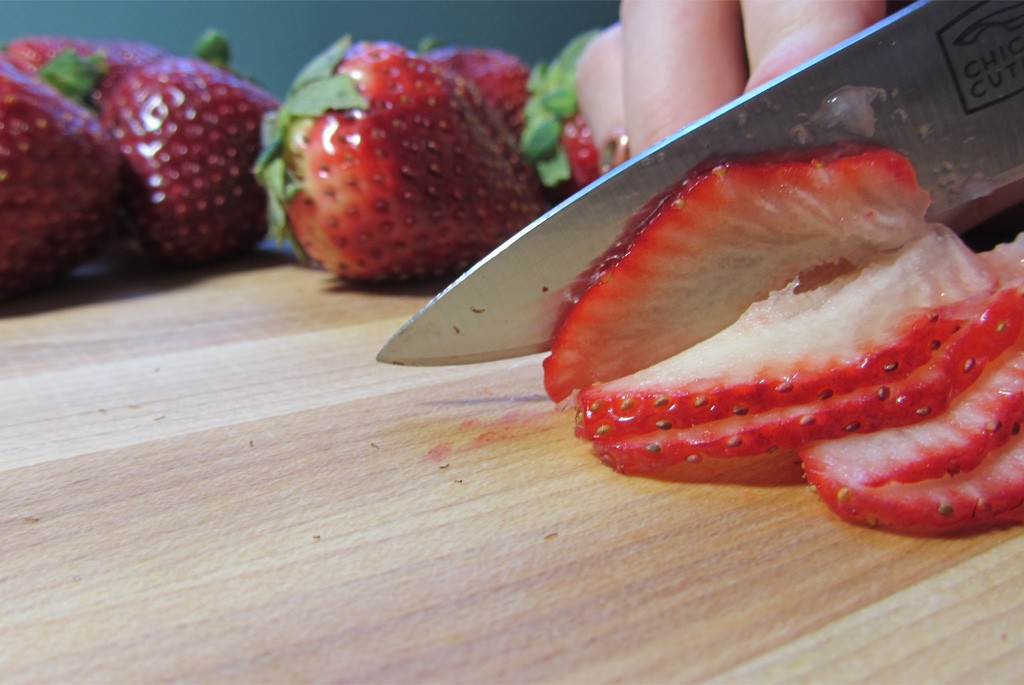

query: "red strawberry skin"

left=424, top=46, right=530, bottom=138
left=0, top=56, right=119, bottom=299
left=562, top=114, right=599, bottom=187
left=548, top=112, right=600, bottom=203
left=101, top=55, right=279, bottom=264
left=271, top=41, right=547, bottom=282
left=5, top=36, right=166, bottom=107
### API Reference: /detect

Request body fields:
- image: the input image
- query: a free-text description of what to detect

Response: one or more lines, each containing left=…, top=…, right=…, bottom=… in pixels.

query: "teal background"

left=0, top=1, right=620, bottom=97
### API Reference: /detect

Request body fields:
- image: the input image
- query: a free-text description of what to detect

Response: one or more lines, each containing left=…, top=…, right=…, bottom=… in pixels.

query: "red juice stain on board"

left=422, top=407, right=559, bottom=462
left=425, top=442, right=454, bottom=463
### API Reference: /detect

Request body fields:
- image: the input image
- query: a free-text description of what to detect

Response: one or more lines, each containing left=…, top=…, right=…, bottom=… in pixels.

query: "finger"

left=575, top=23, right=626, bottom=152
left=741, top=0, right=887, bottom=91
left=620, top=0, right=747, bottom=152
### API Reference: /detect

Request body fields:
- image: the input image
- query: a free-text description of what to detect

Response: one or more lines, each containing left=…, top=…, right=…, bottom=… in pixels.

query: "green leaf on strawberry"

left=36, top=48, right=106, bottom=105
left=521, top=29, right=601, bottom=197
left=254, top=36, right=368, bottom=261
left=193, top=28, right=231, bottom=69
left=286, top=74, right=369, bottom=117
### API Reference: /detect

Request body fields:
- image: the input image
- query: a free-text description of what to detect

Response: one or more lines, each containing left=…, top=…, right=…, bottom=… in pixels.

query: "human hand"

left=576, top=0, right=887, bottom=159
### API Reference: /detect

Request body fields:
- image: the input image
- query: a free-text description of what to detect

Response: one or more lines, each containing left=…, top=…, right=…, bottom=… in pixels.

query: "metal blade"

left=379, top=0, right=1024, bottom=365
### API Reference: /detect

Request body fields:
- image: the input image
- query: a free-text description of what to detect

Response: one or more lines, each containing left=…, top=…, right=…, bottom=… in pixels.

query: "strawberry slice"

left=578, top=228, right=1000, bottom=442
left=803, top=332, right=1024, bottom=490
left=802, top=340, right=1024, bottom=531
left=543, top=147, right=936, bottom=401
left=594, top=305, right=1020, bottom=474
left=815, top=439, right=1024, bottom=531
left=581, top=232, right=1024, bottom=475
left=806, top=434, right=1024, bottom=531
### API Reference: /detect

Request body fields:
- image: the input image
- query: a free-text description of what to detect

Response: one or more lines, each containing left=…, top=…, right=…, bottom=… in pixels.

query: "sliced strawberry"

left=594, top=317, right=1017, bottom=474
left=578, top=229, right=1000, bottom=442
left=803, top=332, right=1024, bottom=493
left=802, top=343, right=1024, bottom=531
left=800, top=239, right=1024, bottom=491
left=543, top=147, right=936, bottom=402
left=581, top=232, right=1024, bottom=475
left=806, top=435, right=1024, bottom=531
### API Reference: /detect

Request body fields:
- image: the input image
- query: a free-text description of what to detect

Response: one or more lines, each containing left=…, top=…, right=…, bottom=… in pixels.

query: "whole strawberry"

left=101, top=55, right=279, bottom=264
left=423, top=44, right=530, bottom=138
left=0, top=56, right=119, bottom=299
left=256, top=38, right=547, bottom=282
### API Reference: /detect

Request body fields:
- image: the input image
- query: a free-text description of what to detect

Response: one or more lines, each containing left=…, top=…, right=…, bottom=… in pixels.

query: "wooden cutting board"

left=2, top=243, right=1022, bottom=683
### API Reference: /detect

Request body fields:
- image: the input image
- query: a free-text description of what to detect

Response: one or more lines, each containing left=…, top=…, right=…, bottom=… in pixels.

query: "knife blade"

left=378, top=0, right=1024, bottom=366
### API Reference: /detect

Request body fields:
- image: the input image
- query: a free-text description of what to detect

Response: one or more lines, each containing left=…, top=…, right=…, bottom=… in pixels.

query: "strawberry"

left=582, top=229, right=1019, bottom=474
left=5, top=36, right=167, bottom=108
left=425, top=39, right=602, bottom=202
left=804, top=403, right=1024, bottom=531
left=520, top=30, right=602, bottom=203
left=798, top=238, right=1024, bottom=531
left=542, top=137, right=1024, bottom=531
left=808, top=428, right=1024, bottom=531
left=578, top=230, right=1008, bottom=444
left=803, top=326, right=1024, bottom=490
left=0, top=55, right=120, bottom=299
left=543, top=147, right=937, bottom=402
left=559, top=113, right=600, bottom=193
left=101, top=54, right=279, bottom=264
left=255, top=38, right=546, bottom=282
left=802, top=331, right=1024, bottom=531
left=423, top=44, right=530, bottom=138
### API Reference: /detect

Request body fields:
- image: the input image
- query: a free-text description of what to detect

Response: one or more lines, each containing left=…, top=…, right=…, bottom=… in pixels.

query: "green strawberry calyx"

left=194, top=28, right=231, bottom=70
left=520, top=29, right=597, bottom=188
left=253, top=36, right=369, bottom=263
left=194, top=29, right=267, bottom=86
left=37, top=49, right=108, bottom=107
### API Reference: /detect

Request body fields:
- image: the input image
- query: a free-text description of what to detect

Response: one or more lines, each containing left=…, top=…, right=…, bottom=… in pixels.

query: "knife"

left=378, top=0, right=1024, bottom=366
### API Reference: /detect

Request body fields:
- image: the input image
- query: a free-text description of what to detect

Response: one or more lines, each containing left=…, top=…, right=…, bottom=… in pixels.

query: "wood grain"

left=2, top=243, right=1022, bottom=683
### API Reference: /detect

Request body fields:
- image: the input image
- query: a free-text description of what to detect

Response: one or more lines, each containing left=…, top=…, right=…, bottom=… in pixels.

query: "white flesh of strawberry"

left=885, top=432, right=1024, bottom=526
